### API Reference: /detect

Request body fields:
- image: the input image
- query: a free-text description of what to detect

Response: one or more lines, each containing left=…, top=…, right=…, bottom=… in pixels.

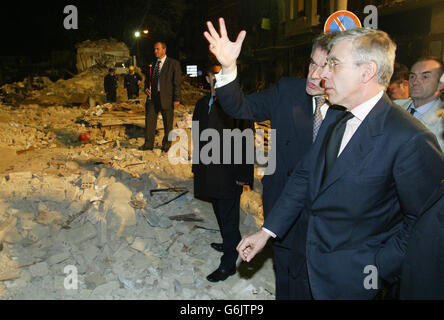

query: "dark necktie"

left=153, top=60, right=161, bottom=91
left=313, top=96, right=325, bottom=142
left=409, top=107, right=416, bottom=116
left=324, top=111, right=354, bottom=177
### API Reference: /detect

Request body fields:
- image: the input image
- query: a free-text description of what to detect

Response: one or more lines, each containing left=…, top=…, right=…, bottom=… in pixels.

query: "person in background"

left=192, top=63, right=254, bottom=282
left=394, top=56, right=444, bottom=151
left=104, top=68, right=118, bottom=103
left=388, top=62, right=409, bottom=100
left=141, top=42, right=182, bottom=152
left=124, top=65, right=142, bottom=100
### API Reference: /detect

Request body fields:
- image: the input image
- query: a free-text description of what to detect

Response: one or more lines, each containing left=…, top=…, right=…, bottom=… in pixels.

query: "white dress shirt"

left=338, top=90, right=383, bottom=156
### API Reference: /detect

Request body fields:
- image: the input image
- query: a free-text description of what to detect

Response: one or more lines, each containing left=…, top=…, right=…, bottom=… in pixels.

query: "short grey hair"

left=311, top=32, right=335, bottom=56
left=328, top=28, right=397, bottom=87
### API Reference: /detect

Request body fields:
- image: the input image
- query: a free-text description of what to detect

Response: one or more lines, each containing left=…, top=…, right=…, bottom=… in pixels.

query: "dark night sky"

left=0, top=0, right=205, bottom=61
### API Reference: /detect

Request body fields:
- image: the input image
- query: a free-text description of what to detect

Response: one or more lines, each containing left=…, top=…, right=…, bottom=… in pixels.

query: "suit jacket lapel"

left=315, top=95, right=390, bottom=198
left=159, top=57, right=169, bottom=80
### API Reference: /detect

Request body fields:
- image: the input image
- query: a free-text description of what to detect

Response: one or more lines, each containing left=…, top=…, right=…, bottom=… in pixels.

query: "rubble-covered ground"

left=0, top=70, right=275, bottom=300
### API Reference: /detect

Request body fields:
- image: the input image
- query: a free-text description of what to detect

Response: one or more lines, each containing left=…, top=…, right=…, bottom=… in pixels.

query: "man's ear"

left=361, top=61, right=377, bottom=83
left=401, top=79, right=409, bottom=89
left=205, top=75, right=210, bottom=85
left=438, top=73, right=444, bottom=91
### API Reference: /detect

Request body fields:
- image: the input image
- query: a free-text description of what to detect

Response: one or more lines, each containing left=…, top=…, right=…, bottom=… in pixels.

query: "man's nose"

left=312, top=66, right=322, bottom=78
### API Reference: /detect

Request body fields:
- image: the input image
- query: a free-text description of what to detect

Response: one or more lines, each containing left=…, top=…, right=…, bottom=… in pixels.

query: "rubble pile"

left=1, top=67, right=207, bottom=110
left=76, top=39, right=131, bottom=73
left=0, top=98, right=273, bottom=300
left=0, top=145, right=273, bottom=300
left=0, top=48, right=273, bottom=299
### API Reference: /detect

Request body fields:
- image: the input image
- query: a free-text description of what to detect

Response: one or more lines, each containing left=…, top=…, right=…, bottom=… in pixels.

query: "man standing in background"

left=141, top=42, right=182, bottom=153
left=395, top=56, right=444, bottom=150
left=124, top=65, right=142, bottom=100
left=104, top=68, right=118, bottom=103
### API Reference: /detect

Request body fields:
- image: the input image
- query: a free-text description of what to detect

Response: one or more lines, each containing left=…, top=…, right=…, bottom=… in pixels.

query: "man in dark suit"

left=192, top=63, right=254, bottom=282
left=104, top=68, right=118, bottom=102
left=141, top=42, right=182, bottom=152
left=400, top=180, right=444, bottom=299
left=124, top=65, right=142, bottom=100
left=204, top=18, right=333, bottom=299
left=234, top=27, right=444, bottom=299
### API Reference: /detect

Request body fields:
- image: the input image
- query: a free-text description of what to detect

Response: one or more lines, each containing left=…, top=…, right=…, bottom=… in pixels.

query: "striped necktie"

left=313, top=96, right=325, bottom=142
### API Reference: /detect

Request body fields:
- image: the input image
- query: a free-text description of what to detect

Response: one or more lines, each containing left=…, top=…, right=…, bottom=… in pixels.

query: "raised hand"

left=203, top=17, right=247, bottom=74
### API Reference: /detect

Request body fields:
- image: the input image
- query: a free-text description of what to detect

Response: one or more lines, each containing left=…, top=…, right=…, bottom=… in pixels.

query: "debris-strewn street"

left=0, top=65, right=275, bottom=300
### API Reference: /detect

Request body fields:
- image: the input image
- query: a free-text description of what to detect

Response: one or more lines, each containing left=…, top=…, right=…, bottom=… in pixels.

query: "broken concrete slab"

left=91, top=280, right=120, bottom=298
left=48, top=252, right=71, bottom=265
left=85, top=272, right=107, bottom=290
left=29, top=262, right=49, bottom=278
left=66, top=222, right=98, bottom=245
left=130, top=237, right=147, bottom=252
left=103, top=182, right=136, bottom=237
left=7, top=172, right=33, bottom=181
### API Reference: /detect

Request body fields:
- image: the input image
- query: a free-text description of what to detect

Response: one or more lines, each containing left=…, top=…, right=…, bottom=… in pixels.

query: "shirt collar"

left=157, top=55, right=167, bottom=64
left=412, top=98, right=439, bottom=116
left=349, top=91, right=384, bottom=122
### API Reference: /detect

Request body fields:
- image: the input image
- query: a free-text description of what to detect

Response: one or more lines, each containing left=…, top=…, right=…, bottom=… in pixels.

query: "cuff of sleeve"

left=262, top=227, right=276, bottom=238
left=215, top=67, right=237, bottom=89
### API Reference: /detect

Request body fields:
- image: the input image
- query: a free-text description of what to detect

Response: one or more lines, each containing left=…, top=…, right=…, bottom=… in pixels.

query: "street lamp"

left=135, top=31, right=141, bottom=66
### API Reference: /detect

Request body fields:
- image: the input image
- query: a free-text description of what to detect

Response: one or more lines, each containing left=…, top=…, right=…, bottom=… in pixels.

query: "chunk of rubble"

left=7, top=172, right=33, bottom=181
left=48, top=252, right=71, bottom=265
left=66, top=222, right=97, bottom=245
left=103, top=182, right=136, bottom=238
left=29, top=262, right=49, bottom=278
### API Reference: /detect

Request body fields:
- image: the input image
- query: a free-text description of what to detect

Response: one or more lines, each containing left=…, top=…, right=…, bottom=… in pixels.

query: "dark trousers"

left=211, top=196, right=241, bottom=271
left=106, top=91, right=116, bottom=103
left=144, top=94, right=174, bottom=150
left=127, top=88, right=139, bottom=100
left=272, top=244, right=291, bottom=299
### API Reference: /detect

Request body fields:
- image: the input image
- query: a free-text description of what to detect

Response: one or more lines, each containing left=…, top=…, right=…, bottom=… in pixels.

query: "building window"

left=297, top=0, right=305, bottom=17
left=289, top=0, right=295, bottom=20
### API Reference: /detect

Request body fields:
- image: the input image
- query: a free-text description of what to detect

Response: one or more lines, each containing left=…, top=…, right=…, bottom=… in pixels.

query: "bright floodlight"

left=135, top=31, right=141, bottom=38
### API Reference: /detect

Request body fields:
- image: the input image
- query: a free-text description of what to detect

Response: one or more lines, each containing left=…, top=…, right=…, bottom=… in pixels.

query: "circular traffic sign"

left=324, top=10, right=362, bottom=33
